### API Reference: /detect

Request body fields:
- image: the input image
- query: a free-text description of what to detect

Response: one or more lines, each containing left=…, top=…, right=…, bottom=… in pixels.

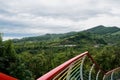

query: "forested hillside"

left=85, top=25, right=120, bottom=34
left=0, top=26, right=120, bottom=80
left=13, top=32, right=77, bottom=43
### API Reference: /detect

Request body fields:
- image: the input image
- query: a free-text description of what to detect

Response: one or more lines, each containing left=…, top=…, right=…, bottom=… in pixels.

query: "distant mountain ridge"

left=13, top=32, right=77, bottom=43
left=85, top=25, right=120, bottom=34
left=12, top=25, right=120, bottom=43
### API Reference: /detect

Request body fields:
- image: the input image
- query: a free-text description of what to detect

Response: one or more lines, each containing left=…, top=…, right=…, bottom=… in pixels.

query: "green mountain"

left=13, top=32, right=77, bottom=43
left=60, top=32, right=107, bottom=46
left=85, top=25, right=120, bottom=34
left=12, top=25, right=120, bottom=46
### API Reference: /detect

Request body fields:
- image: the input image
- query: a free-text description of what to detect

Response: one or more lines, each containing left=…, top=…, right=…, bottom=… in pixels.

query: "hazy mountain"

left=12, top=25, right=120, bottom=44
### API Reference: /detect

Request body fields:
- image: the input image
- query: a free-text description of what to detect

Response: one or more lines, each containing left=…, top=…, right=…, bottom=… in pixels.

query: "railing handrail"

left=0, top=73, right=18, bottom=80
left=104, top=67, right=120, bottom=76
left=37, top=51, right=87, bottom=80
left=37, top=51, right=105, bottom=80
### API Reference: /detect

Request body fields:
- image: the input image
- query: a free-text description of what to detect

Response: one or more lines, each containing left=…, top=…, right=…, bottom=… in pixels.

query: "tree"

left=0, top=40, right=17, bottom=74
left=9, top=57, right=34, bottom=80
left=27, top=53, right=47, bottom=78
left=0, top=33, right=2, bottom=44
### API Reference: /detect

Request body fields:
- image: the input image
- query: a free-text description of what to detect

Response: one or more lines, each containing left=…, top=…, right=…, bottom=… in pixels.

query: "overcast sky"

left=0, top=0, right=120, bottom=40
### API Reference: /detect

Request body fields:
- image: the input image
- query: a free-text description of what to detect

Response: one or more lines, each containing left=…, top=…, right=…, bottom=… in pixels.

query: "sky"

left=0, top=0, right=120, bottom=40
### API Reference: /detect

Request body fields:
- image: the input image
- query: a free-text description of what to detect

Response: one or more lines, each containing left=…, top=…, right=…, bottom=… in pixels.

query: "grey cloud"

left=0, top=0, right=120, bottom=40
left=0, top=0, right=111, bottom=20
left=0, top=0, right=119, bottom=21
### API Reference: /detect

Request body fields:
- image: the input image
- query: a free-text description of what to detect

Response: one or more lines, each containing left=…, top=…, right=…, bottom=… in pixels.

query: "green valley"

left=0, top=25, right=120, bottom=80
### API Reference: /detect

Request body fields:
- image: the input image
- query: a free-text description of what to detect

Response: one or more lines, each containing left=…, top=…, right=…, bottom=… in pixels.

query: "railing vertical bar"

left=57, top=70, right=68, bottom=80
left=53, top=67, right=68, bottom=80
left=89, top=64, right=95, bottom=80
left=80, top=55, right=86, bottom=80
left=103, top=74, right=106, bottom=80
left=66, top=63, right=74, bottom=80
left=110, top=70, right=114, bottom=80
left=65, top=56, right=86, bottom=80
left=69, top=62, right=81, bottom=79
left=96, top=70, right=101, bottom=80
left=67, top=57, right=83, bottom=79
left=71, top=68, right=81, bottom=79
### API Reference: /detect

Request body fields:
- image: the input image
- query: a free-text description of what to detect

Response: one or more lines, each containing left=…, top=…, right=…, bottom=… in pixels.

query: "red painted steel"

left=0, top=73, right=18, bottom=80
left=37, top=51, right=104, bottom=80
left=37, top=51, right=88, bottom=80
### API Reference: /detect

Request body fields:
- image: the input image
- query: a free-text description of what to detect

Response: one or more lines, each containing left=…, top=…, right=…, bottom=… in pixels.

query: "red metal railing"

left=0, top=73, right=18, bottom=80
left=37, top=51, right=105, bottom=80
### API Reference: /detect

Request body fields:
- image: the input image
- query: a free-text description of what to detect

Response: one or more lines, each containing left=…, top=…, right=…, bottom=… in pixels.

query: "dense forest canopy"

left=0, top=25, right=120, bottom=80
